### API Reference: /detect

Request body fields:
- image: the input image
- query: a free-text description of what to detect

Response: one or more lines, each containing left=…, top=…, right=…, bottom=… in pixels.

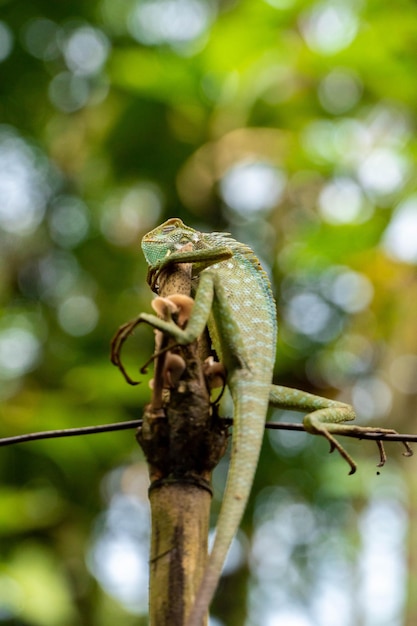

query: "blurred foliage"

left=1, top=0, right=417, bottom=624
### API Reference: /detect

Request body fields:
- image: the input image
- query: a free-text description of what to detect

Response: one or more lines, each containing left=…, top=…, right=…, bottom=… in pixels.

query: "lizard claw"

left=375, top=440, right=387, bottom=468
left=328, top=440, right=336, bottom=454
left=402, top=441, right=413, bottom=457
left=110, top=316, right=145, bottom=385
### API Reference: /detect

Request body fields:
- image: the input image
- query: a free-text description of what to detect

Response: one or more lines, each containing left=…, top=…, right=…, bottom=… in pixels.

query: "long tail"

left=185, top=380, right=270, bottom=626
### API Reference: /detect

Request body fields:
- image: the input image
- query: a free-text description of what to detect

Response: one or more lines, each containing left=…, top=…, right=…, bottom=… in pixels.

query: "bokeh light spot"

left=220, top=161, right=286, bottom=215
left=0, top=327, right=41, bottom=379
left=128, top=0, right=213, bottom=47
left=0, top=21, right=13, bottom=62
left=100, top=184, right=163, bottom=246
left=88, top=492, right=149, bottom=613
left=352, top=376, right=392, bottom=420
left=36, top=251, right=81, bottom=303
left=328, top=270, right=373, bottom=313
left=63, top=26, right=110, bottom=76
left=48, top=196, right=90, bottom=248
left=318, top=177, right=370, bottom=224
left=318, top=68, right=362, bottom=115
left=358, top=499, right=407, bottom=624
left=58, top=295, right=99, bottom=336
left=22, top=18, right=60, bottom=61
left=48, top=72, right=90, bottom=113
left=285, top=291, right=339, bottom=341
left=358, top=148, right=408, bottom=198
left=382, top=195, right=417, bottom=263
left=0, top=128, right=51, bottom=235
left=300, top=1, right=358, bottom=55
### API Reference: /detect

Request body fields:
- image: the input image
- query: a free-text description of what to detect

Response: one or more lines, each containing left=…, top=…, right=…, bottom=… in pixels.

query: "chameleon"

left=137, top=217, right=398, bottom=626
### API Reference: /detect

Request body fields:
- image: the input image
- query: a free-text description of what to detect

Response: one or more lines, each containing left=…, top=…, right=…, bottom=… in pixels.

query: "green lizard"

left=137, top=218, right=396, bottom=626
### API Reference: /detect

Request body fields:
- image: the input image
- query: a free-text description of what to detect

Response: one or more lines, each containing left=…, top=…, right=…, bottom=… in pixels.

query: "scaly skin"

left=139, top=218, right=397, bottom=626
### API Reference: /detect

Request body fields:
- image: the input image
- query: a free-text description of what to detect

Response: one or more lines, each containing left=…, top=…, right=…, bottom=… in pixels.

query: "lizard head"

left=141, top=218, right=202, bottom=266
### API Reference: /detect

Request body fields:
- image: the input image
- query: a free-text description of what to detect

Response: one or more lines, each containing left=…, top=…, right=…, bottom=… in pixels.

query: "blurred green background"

left=1, top=0, right=417, bottom=624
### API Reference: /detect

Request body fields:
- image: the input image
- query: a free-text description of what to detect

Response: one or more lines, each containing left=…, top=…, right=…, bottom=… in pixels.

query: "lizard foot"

left=304, top=419, right=407, bottom=475
left=110, top=316, right=144, bottom=385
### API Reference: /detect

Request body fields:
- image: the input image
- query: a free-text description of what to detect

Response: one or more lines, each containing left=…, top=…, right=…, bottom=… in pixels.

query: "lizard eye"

left=161, top=218, right=183, bottom=234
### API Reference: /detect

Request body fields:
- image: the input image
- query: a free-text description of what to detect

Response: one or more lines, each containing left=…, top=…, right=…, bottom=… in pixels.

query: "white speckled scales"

left=189, top=232, right=278, bottom=625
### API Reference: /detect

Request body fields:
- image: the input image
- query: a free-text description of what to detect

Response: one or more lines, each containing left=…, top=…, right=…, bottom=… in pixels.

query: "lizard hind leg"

left=267, top=385, right=400, bottom=475
left=303, top=406, right=398, bottom=475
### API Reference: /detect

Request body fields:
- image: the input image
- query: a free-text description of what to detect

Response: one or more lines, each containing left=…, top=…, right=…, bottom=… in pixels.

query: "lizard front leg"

left=147, top=246, right=233, bottom=292
left=111, top=271, right=216, bottom=382
left=143, top=270, right=215, bottom=344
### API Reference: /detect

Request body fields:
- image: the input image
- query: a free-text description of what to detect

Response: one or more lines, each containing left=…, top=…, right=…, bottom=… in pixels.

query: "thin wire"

left=0, top=419, right=415, bottom=447
left=0, top=420, right=142, bottom=446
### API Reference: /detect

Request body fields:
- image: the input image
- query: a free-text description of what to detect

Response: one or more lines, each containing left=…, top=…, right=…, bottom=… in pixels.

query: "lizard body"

left=138, top=218, right=396, bottom=626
